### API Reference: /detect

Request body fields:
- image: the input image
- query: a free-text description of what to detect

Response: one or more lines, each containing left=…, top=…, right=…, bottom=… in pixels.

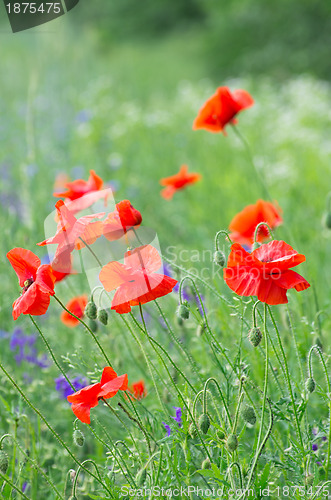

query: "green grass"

left=0, top=21, right=331, bottom=500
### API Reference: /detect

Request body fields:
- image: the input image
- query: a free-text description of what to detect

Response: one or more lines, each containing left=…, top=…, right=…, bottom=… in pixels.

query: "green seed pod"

left=217, top=430, right=225, bottom=441
left=85, top=300, right=97, bottom=320
left=0, top=450, right=9, bottom=474
left=88, top=319, right=98, bottom=332
left=306, top=377, right=316, bottom=393
left=135, top=468, right=147, bottom=486
left=73, top=429, right=85, bottom=447
left=249, top=327, right=262, bottom=347
left=198, top=413, right=210, bottom=434
left=241, top=405, right=257, bottom=426
left=188, top=422, right=198, bottom=439
left=177, top=303, right=190, bottom=320
left=97, top=309, right=108, bottom=325
left=213, top=250, right=225, bottom=267
left=201, top=458, right=211, bottom=469
left=196, top=322, right=206, bottom=337
left=226, top=434, right=238, bottom=452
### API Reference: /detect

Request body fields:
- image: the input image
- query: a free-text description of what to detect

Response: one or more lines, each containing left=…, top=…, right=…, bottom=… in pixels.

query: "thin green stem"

left=268, top=306, right=304, bottom=451
left=53, top=294, right=112, bottom=366
left=29, top=315, right=75, bottom=391
left=0, top=361, right=111, bottom=494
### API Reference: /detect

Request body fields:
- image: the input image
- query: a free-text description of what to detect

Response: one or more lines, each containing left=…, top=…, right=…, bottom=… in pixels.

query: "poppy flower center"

left=23, top=278, right=34, bottom=292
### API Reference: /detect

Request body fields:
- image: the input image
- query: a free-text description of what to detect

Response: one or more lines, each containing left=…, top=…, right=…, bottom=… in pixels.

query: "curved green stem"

left=29, top=315, right=75, bottom=391
left=214, top=230, right=233, bottom=249
left=253, top=222, right=274, bottom=244
left=53, top=294, right=112, bottom=366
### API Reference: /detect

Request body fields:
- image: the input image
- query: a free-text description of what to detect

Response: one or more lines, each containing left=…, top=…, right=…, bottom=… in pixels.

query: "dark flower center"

left=23, top=279, right=34, bottom=292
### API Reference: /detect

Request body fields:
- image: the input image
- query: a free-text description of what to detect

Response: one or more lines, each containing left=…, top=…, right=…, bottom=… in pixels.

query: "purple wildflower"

left=162, top=422, right=172, bottom=437
left=9, top=328, right=50, bottom=368
left=312, top=443, right=318, bottom=452
left=55, top=375, right=88, bottom=400
left=171, top=407, right=183, bottom=427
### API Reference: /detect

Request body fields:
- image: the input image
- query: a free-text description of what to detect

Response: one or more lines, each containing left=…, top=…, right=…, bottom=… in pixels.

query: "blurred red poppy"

left=61, top=295, right=88, bottom=327
left=160, top=165, right=201, bottom=200
left=67, top=366, right=128, bottom=424
left=54, top=170, right=111, bottom=215
left=229, top=199, right=283, bottom=245
left=130, top=380, right=147, bottom=400
left=223, top=240, right=310, bottom=305
left=54, top=169, right=103, bottom=201
left=103, top=200, right=142, bottom=241
left=99, top=245, right=178, bottom=313
left=38, top=200, right=104, bottom=273
left=7, top=248, right=56, bottom=320
left=193, top=86, right=254, bottom=134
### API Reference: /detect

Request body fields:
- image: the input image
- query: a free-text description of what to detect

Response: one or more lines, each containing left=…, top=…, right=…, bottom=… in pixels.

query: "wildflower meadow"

left=1, top=4, right=331, bottom=500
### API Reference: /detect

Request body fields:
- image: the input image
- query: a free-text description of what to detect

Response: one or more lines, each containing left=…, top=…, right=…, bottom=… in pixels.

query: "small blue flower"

left=162, top=422, right=172, bottom=437
left=55, top=375, right=88, bottom=400
left=171, top=407, right=183, bottom=427
left=312, top=443, right=318, bottom=452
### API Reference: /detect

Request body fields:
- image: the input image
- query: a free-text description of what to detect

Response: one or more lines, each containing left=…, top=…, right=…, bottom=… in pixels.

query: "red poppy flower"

left=54, top=170, right=111, bottom=215
left=223, top=240, right=310, bottom=305
left=99, top=245, right=178, bottom=313
left=54, top=170, right=103, bottom=201
left=160, top=165, right=201, bottom=200
left=37, top=200, right=105, bottom=272
left=103, top=200, right=142, bottom=241
left=61, top=295, right=88, bottom=327
left=50, top=254, right=75, bottom=283
left=229, top=199, right=283, bottom=246
left=67, top=366, right=128, bottom=424
left=193, top=86, right=254, bottom=134
left=129, top=380, right=147, bottom=400
left=7, top=248, right=56, bottom=320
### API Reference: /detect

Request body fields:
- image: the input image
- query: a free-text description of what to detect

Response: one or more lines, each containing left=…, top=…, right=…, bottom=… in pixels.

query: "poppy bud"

left=73, top=429, right=85, bottom=447
left=85, top=300, right=97, bottom=320
left=188, top=422, right=198, bottom=439
left=213, top=250, right=225, bottom=267
left=241, top=405, right=256, bottom=426
left=198, top=414, right=210, bottom=434
left=226, top=434, right=238, bottom=452
left=196, top=322, right=206, bottom=337
left=97, top=309, right=108, bottom=325
left=217, top=430, right=225, bottom=441
left=177, top=303, right=190, bottom=320
left=201, top=458, right=211, bottom=469
left=88, top=319, right=98, bottom=332
left=0, top=450, right=8, bottom=474
left=306, top=378, right=316, bottom=393
left=249, top=327, right=262, bottom=347
left=135, top=468, right=147, bottom=486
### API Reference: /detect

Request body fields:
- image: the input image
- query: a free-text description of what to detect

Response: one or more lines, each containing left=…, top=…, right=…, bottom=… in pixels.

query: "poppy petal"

left=35, top=265, right=56, bottom=295
left=99, top=262, right=133, bottom=292
left=7, top=248, right=40, bottom=286
left=99, top=374, right=128, bottom=398
left=232, top=89, right=255, bottom=110
left=100, top=366, right=118, bottom=385
left=124, top=245, right=162, bottom=274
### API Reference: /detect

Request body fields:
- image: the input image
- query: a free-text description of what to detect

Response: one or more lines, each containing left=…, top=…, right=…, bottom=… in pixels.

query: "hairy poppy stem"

left=0, top=470, right=30, bottom=500
left=231, top=126, right=272, bottom=201
left=117, top=402, right=153, bottom=459
left=29, top=315, right=75, bottom=391
left=202, top=378, right=232, bottom=426
left=154, top=299, right=202, bottom=381
left=214, top=230, right=233, bottom=250
left=253, top=222, right=274, bottom=244
left=0, top=361, right=112, bottom=495
left=307, top=345, right=331, bottom=479
left=72, top=459, right=111, bottom=499
left=268, top=306, right=304, bottom=451
left=53, top=294, right=112, bottom=366
left=137, top=305, right=213, bottom=463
